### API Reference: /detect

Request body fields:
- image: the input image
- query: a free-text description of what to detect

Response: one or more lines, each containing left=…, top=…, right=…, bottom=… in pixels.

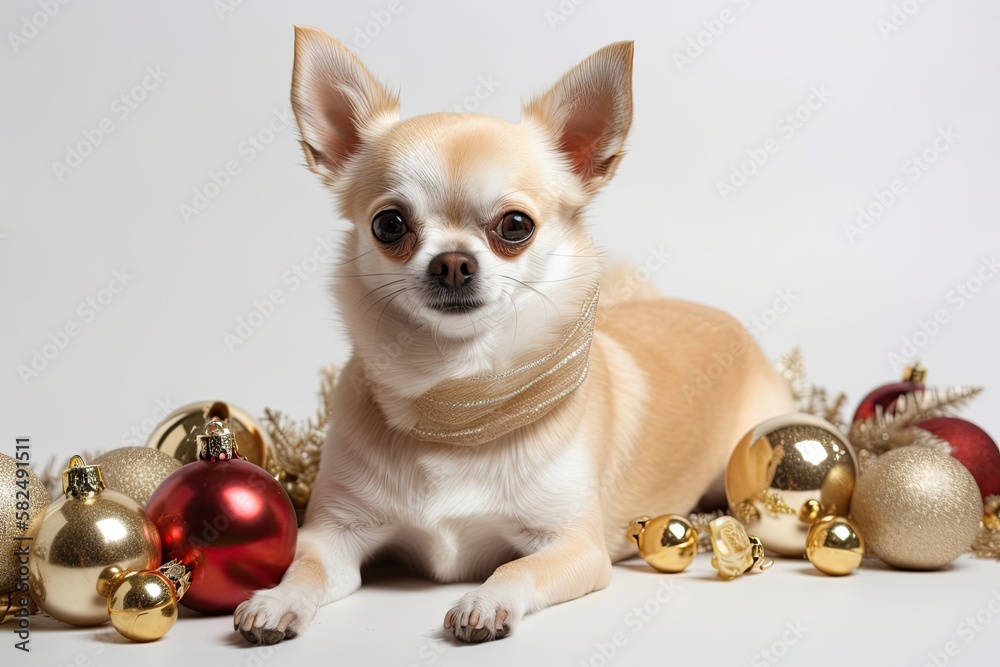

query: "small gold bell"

left=628, top=515, right=698, bottom=573
left=805, top=516, right=865, bottom=576
left=709, top=516, right=773, bottom=580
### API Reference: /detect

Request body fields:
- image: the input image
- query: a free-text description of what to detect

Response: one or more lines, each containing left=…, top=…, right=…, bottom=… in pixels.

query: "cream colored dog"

left=234, top=26, right=793, bottom=645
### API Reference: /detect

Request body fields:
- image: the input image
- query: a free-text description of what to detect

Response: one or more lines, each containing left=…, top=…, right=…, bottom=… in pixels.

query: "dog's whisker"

left=337, top=271, right=412, bottom=279
left=520, top=271, right=598, bottom=285
left=500, top=288, right=518, bottom=359
left=376, top=287, right=418, bottom=335
left=355, top=279, right=407, bottom=308
left=363, top=286, right=410, bottom=316
left=498, top=275, right=561, bottom=315
left=334, top=249, right=374, bottom=266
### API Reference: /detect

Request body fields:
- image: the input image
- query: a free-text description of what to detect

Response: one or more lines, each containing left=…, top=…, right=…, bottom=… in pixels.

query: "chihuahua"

left=234, top=26, right=793, bottom=645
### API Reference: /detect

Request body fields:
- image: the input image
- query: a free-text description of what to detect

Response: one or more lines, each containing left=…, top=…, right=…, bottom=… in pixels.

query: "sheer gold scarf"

left=410, top=289, right=600, bottom=446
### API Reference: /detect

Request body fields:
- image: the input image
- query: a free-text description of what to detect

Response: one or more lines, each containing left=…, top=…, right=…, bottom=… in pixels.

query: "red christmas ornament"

left=852, top=364, right=926, bottom=424
left=146, top=421, right=296, bottom=614
left=918, top=417, right=1000, bottom=499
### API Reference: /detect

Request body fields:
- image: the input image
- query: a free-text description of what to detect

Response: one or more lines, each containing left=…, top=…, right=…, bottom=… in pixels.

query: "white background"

left=2, top=0, right=999, bottom=665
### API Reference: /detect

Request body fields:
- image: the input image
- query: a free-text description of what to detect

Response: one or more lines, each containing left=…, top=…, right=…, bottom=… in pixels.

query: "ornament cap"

left=903, top=363, right=927, bottom=384
left=197, top=421, right=243, bottom=462
left=157, top=559, right=192, bottom=600
left=62, top=455, right=105, bottom=499
left=627, top=516, right=650, bottom=546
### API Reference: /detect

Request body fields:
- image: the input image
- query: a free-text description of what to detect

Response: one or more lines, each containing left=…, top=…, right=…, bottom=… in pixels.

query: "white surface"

left=2, top=0, right=1000, bottom=664
left=17, top=555, right=1000, bottom=666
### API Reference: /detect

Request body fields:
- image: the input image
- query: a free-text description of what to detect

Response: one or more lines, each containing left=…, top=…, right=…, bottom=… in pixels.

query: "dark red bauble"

left=851, top=381, right=923, bottom=423
left=919, top=417, right=1000, bottom=499
left=146, top=458, right=296, bottom=614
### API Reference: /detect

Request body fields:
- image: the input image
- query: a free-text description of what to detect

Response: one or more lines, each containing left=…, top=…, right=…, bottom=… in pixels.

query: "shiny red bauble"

left=918, top=417, right=1000, bottom=499
left=852, top=380, right=923, bottom=424
left=146, top=457, right=296, bottom=614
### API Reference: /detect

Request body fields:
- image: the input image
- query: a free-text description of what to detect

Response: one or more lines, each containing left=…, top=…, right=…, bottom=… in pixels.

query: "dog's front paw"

left=444, top=589, right=522, bottom=643
left=234, top=589, right=316, bottom=646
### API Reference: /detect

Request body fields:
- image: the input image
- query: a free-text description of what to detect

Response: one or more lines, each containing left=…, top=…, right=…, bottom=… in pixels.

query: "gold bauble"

left=29, top=457, right=161, bottom=626
left=107, top=571, right=178, bottom=641
left=94, top=447, right=181, bottom=506
left=726, top=413, right=857, bottom=556
left=1, top=454, right=51, bottom=595
left=805, top=515, right=864, bottom=576
left=628, top=515, right=697, bottom=573
left=145, top=400, right=271, bottom=469
left=851, top=447, right=981, bottom=570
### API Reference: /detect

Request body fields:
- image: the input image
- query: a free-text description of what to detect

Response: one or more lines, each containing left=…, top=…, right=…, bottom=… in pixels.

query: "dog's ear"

left=291, top=26, right=399, bottom=179
left=523, top=42, right=634, bottom=191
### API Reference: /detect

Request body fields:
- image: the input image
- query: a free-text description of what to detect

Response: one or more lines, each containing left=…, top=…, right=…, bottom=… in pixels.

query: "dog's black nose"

left=429, top=252, right=477, bottom=289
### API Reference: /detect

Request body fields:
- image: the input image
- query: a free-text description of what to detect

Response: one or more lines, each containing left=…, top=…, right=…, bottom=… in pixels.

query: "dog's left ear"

left=523, top=41, right=634, bottom=191
left=290, top=26, right=399, bottom=180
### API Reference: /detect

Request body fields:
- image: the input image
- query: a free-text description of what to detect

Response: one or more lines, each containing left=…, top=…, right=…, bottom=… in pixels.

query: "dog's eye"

left=495, top=212, right=535, bottom=243
left=372, top=210, right=408, bottom=244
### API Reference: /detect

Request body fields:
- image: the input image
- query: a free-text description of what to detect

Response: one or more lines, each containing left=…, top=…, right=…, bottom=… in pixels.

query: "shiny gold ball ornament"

left=28, top=456, right=161, bottom=626
left=726, top=413, right=857, bottom=556
left=106, top=560, right=191, bottom=642
left=628, top=515, right=698, bottom=572
left=851, top=447, right=981, bottom=570
left=93, top=447, right=181, bottom=507
left=1, top=454, right=52, bottom=596
left=145, top=400, right=271, bottom=469
left=805, top=516, right=865, bottom=576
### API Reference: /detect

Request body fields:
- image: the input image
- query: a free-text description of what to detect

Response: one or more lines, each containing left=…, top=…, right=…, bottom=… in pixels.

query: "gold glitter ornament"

left=93, top=447, right=181, bottom=507
left=146, top=400, right=271, bottom=469
left=851, top=447, right=980, bottom=570
left=726, top=413, right=857, bottom=557
left=628, top=515, right=698, bottom=573
left=983, top=495, right=1000, bottom=532
left=1, top=454, right=51, bottom=596
left=28, top=456, right=161, bottom=626
left=805, top=516, right=864, bottom=576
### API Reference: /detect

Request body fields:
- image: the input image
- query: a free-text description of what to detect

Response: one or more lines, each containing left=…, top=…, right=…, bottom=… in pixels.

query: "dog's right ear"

left=291, top=26, right=399, bottom=179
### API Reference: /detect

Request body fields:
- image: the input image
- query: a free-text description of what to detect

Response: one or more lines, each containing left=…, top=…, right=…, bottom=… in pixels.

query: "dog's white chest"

left=374, top=437, right=593, bottom=581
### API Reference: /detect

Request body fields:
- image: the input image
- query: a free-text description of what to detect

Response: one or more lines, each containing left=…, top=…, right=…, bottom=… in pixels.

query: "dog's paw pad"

left=234, top=595, right=306, bottom=645
left=444, top=595, right=516, bottom=643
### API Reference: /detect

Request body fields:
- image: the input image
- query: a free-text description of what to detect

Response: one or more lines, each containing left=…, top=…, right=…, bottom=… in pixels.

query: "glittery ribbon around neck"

left=410, top=288, right=600, bottom=447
